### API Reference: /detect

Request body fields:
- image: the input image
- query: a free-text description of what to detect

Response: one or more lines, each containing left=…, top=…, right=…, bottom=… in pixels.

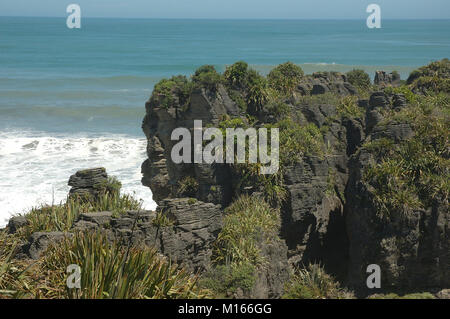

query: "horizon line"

left=1, top=16, right=449, bottom=21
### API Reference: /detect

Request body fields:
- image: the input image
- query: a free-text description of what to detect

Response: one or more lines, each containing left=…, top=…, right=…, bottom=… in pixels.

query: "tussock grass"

left=39, top=231, right=208, bottom=299
left=363, top=93, right=449, bottom=218
left=214, top=195, right=280, bottom=267
left=283, top=264, right=354, bottom=299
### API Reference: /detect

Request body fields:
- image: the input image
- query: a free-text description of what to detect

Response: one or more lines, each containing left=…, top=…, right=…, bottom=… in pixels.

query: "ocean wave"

left=0, top=131, right=156, bottom=226
left=0, top=105, right=145, bottom=119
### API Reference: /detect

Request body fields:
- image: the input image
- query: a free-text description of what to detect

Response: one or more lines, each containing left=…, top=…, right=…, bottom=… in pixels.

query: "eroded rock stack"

left=68, top=167, right=109, bottom=201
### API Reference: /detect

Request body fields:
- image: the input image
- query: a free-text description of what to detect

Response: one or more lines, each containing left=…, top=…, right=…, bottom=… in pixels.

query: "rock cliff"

left=141, top=61, right=449, bottom=296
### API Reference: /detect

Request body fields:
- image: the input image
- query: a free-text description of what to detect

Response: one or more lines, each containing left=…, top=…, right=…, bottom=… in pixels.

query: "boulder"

left=7, top=216, right=29, bottom=234
left=26, top=232, right=73, bottom=259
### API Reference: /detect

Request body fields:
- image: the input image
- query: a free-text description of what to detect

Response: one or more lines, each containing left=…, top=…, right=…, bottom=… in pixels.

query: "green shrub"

left=346, top=69, right=371, bottom=89
left=275, top=118, right=324, bottom=165
left=192, top=65, right=222, bottom=92
left=407, top=58, right=450, bottom=84
left=363, top=94, right=449, bottom=219
left=214, top=195, right=280, bottom=267
left=177, top=176, right=199, bottom=197
left=246, top=70, right=269, bottom=114
left=368, top=292, right=436, bottom=299
left=336, top=95, right=364, bottom=119
left=283, top=264, right=354, bottom=299
left=153, top=75, right=192, bottom=109
left=224, top=61, right=249, bottom=89
left=200, top=263, right=256, bottom=298
left=268, top=62, right=304, bottom=94
left=41, top=231, right=207, bottom=299
left=384, top=85, right=417, bottom=103
left=152, top=210, right=174, bottom=227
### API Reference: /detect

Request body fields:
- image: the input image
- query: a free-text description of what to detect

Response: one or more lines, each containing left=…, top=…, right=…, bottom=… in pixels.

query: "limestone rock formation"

left=141, top=63, right=448, bottom=295
left=68, top=167, right=109, bottom=201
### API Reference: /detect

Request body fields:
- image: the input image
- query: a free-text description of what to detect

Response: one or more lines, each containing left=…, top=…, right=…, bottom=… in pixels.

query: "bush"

left=407, top=58, right=450, bottom=84
left=41, top=231, right=207, bottom=299
left=363, top=94, right=449, bottom=219
left=336, top=95, right=364, bottom=119
left=200, top=263, right=256, bottom=298
left=346, top=69, right=371, bottom=89
left=177, top=176, right=199, bottom=197
left=192, top=65, right=222, bottom=92
left=283, top=264, right=354, bottom=299
left=368, top=292, right=436, bottom=299
left=246, top=70, right=269, bottom=114
left=153, top=75, right=192, bottom=109
left=224, top=61, right=249, bottom=89
left=268, top=62, right=304, bottom=94
left=214, top=195, right=280, bottom=267
left=276, top=118, right=324, bottom=165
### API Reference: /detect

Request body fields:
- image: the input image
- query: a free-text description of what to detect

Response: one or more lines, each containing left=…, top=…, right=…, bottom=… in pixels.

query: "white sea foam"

left=0, top=130, right=156, bottom=227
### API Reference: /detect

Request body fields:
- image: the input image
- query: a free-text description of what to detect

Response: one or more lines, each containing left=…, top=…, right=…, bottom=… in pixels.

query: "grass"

left=177, top=176, right=199, bottom=197
left=200, top=263, right=256, bottom=298
left=39, top=231, right=208, bottom=299
left=336, top=95, right=364, bottom=119
left=213, top=195, right=280, bottom=267
left=362, top=92, right=449, bottom=219
left=18, top=192, right=142, bottom=240
left=368, top=292, right=436, bottom=299
left=283, top=264, right=354, bottom=299
left=152, top=210, right=174, bottom=228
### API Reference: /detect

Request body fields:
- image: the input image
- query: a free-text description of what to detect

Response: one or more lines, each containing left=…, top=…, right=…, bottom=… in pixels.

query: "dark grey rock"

left=27, top=232, right=73, bottom=259
left=7, top=216, right=29, bottom=234
left=68, top=167, right=108, bottom=201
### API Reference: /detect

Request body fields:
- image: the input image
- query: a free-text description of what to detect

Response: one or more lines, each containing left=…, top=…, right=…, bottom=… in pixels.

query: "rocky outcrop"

left=7, top=216, right=29, bottom=234
left=345, top=119, right=449, bottom=294
left=297, top=72, right=357, bottom=96
left=141, top=85, right=240, bottom=207
left=374, top=71, right=401, bottom=88
left=71, top=198, right=222, bottom=272
left=141, top=66, right=448, bottom=296
left=68, top=168, right=109, bottom=201
left=26, top=232, right=73, bottom=259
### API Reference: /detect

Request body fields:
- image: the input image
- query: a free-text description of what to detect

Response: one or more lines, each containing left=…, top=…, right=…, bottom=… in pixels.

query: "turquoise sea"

left=0, top=17, right=449, bottom=223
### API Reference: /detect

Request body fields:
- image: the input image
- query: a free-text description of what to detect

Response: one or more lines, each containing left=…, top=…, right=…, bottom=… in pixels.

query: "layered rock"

left=296, top=72, right=358, bottom=96
left=141, top=65, right=449, bottom=295
left=68, top=168, right=109, bottom=201
left=141, top=85, right=241, bottom=207
left=374, top=71, right=401, bottom=88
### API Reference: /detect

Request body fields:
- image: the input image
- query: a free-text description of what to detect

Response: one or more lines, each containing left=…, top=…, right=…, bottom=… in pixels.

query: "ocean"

left=0, top=17, right=449, bottom=225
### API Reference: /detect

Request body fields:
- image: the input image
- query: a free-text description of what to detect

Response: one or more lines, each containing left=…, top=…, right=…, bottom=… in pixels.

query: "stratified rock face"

left=141, top=85, right=240, bottom=206
left=297, top=72, right=358, bottom=96
left=68, top=168, right=108, bottom=201
left=345, top=124, right=449, bottom=293
left=374, top=71, right=401, bottom=88
left=72, top=199, right=222, bottom=272
left=141, top=65, right=449, bottom=294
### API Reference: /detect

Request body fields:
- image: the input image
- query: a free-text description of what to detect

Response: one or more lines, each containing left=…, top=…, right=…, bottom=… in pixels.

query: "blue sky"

left=0, top=0, right=449, bottom=19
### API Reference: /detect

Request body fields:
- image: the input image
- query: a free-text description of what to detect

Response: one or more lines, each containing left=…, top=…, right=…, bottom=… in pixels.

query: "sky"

left=0, top=0, right=449, bottom=19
